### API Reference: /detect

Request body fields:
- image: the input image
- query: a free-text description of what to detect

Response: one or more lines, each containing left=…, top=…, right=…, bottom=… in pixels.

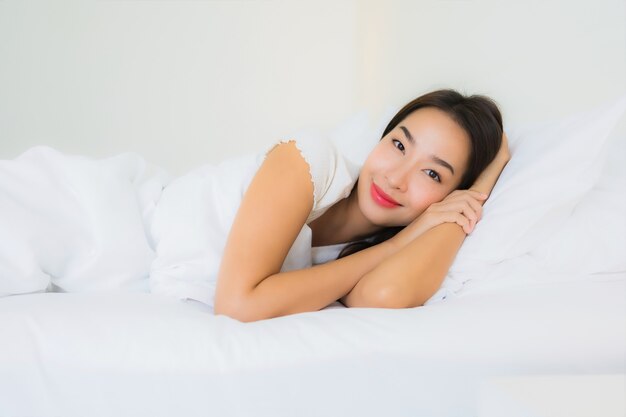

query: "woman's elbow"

left=214, top=294, right=260, bottom=323
left=214, top=305, right=260, bottom=323
left=370, top=285, right=424, bottom=309
left=350, top=283, right=423, bottom=309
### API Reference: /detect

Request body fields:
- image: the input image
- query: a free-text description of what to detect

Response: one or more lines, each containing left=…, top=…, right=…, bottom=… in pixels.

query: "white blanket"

left=0, top=146, right=171, bottom=296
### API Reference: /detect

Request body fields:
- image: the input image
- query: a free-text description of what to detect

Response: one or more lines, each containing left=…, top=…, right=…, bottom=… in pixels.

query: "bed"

left=1, top=95, right=625, bottom=416
left=1, top=279, right=624, bottom=417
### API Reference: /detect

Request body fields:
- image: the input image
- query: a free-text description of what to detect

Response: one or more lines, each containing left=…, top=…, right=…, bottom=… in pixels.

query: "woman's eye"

left=392, top=139, right=405, bottom=152
left=425, top=169, right=441, bottom=183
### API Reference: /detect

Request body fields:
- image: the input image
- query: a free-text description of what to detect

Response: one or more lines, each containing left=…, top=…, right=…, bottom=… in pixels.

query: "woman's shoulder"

left=260, top=132, right=361, bottom=222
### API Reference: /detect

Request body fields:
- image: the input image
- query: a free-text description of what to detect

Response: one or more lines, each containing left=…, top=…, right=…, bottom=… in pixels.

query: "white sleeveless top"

left=148, top=131, right=362, bottom=309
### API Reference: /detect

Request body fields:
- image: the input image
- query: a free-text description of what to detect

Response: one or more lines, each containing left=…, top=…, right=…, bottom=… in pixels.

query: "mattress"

left=1, top=277, right=623, bottom=417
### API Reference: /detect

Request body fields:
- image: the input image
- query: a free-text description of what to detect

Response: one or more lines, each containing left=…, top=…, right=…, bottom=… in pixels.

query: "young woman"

left=214, top=89, right=511, bottom=322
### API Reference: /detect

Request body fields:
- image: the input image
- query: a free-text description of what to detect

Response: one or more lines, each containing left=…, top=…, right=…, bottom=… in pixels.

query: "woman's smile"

left=370, top=182, right=401, bottom=208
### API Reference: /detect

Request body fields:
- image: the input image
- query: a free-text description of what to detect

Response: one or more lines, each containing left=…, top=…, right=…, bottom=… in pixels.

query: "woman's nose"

left=385, top=163, right=410, bottom=191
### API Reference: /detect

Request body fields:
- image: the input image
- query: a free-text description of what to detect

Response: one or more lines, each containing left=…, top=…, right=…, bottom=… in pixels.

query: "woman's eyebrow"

left=399, top=125, right=456, bottom=176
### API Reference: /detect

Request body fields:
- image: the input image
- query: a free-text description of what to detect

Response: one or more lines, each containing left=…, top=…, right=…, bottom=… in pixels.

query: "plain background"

left=1, top=0, right=625, bottom=176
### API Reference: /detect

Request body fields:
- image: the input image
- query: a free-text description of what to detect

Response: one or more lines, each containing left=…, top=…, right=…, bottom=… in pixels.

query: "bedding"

left=0, top=278, right=623, bottom=417
left=0, top=96, right=625, bottom=416
left=0, top=146, right=171, bottom=297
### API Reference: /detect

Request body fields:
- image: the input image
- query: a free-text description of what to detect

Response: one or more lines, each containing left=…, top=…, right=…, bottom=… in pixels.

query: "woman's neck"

left=309, top=185, right=384, bottom=247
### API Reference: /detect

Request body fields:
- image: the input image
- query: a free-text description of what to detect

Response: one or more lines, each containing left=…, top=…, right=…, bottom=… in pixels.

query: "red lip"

left=370, top=182, right=400, bottom=208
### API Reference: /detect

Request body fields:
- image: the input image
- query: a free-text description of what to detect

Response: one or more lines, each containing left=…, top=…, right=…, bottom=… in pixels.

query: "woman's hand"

left=389, top=189, right=488, bottom=250
left=387, top=131, right=510, bottom=251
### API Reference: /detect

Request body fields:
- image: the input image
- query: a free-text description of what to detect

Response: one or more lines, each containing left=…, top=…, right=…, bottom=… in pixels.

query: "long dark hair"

left=337, top=89, right=503, bottom=259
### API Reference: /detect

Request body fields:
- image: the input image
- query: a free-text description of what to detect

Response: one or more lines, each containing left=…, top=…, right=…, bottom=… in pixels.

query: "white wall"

left=356, top=0, right=626, bottom=128
left=0, top=0, right=359, bottom=175
left=1, top=0, right=625, bottom=175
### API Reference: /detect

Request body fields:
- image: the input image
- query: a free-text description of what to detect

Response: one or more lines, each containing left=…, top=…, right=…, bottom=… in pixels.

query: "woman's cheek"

left=360, top=150, right=387, bottom=181
left=406, top=180, right=438, bottom=208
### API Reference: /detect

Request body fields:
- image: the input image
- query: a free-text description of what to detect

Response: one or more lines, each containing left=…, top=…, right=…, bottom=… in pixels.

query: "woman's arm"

left=340, top=135, right=511, bottom=309
left=214, top=141, right=397, bottom=323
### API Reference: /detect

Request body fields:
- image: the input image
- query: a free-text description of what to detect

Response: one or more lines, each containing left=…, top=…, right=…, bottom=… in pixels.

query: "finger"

left=449, top=192, right=484, bottom=220
left=434, top=192, right=486, bottom=221
left=440, top=199, right=480, bottom=226
left=443, top=189, right=470, bottom=202
left=462, top=195, right=484, bottom=221
left=467, top=189, right=489, bottom=200
left=451, top=212, right=470, bottom=234
left=445, top=190, right=488, bottom=206
left=458, top=200, right=478, bottom=227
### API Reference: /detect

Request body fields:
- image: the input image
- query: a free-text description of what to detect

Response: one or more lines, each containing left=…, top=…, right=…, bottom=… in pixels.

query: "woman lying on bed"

left=214, top=89, right=510, bottom=322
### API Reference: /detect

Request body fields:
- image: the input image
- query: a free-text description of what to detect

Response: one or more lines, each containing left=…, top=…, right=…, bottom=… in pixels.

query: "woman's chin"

left=370, top=215, right=408, bottom=229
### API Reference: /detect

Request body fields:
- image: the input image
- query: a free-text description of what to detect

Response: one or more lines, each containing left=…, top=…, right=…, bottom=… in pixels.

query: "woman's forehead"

left=398, top=109, right=469, bottom=151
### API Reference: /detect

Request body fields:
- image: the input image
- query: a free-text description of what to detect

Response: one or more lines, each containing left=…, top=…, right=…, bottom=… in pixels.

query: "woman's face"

left=357, top=106, right=471, bottom=228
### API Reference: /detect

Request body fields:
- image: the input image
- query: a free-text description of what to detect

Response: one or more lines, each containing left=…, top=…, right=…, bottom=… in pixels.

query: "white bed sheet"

left=1, top=277, right=623, bottom=417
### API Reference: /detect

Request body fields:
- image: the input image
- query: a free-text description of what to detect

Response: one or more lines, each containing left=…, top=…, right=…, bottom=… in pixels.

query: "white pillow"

left=453, top=95, right=626, bottom=264
left=425, top=94, right=626, bottom=303
left=327, top=108, right=388, bottom=166
left=528, top=137, right=626, bottom=276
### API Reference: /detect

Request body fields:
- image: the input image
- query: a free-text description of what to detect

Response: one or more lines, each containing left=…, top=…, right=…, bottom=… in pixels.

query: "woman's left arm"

left=341, top=134, right=511, bottom=308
